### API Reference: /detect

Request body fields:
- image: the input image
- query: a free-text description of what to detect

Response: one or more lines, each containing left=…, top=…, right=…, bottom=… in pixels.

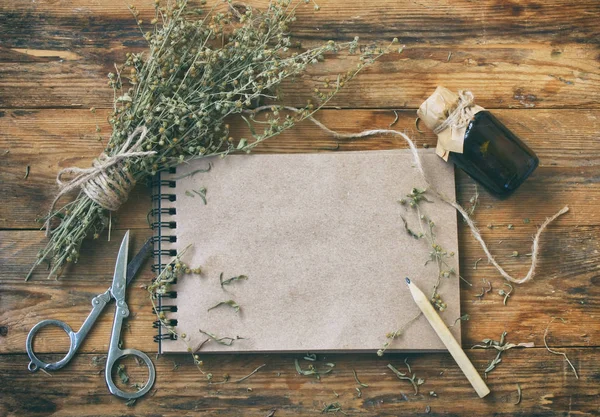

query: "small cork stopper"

left=417, top=86, right=459, bottom=131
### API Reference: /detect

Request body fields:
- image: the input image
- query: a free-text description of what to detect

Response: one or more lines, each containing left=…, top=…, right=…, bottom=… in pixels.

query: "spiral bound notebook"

left=150, top=150, right=461, bottom=354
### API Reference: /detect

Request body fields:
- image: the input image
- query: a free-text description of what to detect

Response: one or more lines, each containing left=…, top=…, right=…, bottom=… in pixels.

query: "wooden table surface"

left=1, top=0, right=599, bottom=415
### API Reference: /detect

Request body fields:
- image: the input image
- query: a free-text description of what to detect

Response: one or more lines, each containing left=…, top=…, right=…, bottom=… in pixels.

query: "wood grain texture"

left=0, top=350, right=597, bottom=416
left=2, top=224, right=598, bottom=353
left=1, top=0, right=599, bottom=415
left=1, top=108, right=599, bottom=230
left=2, top=45, right=598, bottom=109
left=0, top=0, right=599, bottom=109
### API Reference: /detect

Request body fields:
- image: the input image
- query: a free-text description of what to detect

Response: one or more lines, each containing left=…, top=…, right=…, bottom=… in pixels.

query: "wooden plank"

left=2, top=108, right=598, bottom=166
left=2, top=0, right=599, bottom=48
left=1, top=108, right=599, bottom=230
left=2, top=220, right=598, bottom=353
left=1, top=228, right=155, bottom=282
left=0, top=349, right=596, bottom=416
left=0, top=0, right=598, bottom=108
left=3, top=0, right=598, bottom=54
left=1, top=45, right=597, bottom=109
left=0, top=281, right=157, bottom=354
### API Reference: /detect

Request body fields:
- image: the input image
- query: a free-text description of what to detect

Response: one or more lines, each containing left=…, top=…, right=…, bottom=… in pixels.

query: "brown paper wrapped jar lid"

left=417, top=86, right=484, bottom=161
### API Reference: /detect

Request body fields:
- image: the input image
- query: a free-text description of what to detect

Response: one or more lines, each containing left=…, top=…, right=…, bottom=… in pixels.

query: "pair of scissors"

left=26, top=231, right=156, bottom=400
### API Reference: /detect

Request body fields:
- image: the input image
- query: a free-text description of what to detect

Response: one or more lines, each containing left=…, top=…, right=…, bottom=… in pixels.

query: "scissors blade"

left=126, top=238, right=152, bottom=286
left=111, top=230, right=130, bottom=301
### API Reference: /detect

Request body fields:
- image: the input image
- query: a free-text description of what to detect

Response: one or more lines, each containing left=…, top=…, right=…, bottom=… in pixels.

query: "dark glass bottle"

left=451, top=111, right=539, bottom=198
left=417, top=87, right=539, bottom=199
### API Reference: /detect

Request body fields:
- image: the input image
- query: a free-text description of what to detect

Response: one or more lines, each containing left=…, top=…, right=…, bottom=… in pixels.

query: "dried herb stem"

left=199, top=329, right=243, bottom=346
left=220, top=273, right=248, bottom=288
left=389, top=110, right=399, bottom=127
left=171, top=163, right=211, bottom=180
left=295, top=358, right=334, bottom=380
left=352, top=369, right=368, bottom=387
left=415, top=117, right=424, bottom=133
left=448, top=314, right=470, bottom=328
left=387, top=361, right=425, bottom=395
left=471, top=331, right=535, bottom=378
left=378, top=311, right=422, bottom=356
left=234, top=364, right=266, bottom=383
left=321, top=402, right=347, bottom=415
left=474, top=279, right=492, bottom=300
left=207, top=299, right=241, bottom=313
left=193, top=187, right=207, bottom=204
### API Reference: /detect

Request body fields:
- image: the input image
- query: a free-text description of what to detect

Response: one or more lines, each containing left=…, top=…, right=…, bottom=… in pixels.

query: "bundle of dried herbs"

left=29, top=0, right=394, bottom=279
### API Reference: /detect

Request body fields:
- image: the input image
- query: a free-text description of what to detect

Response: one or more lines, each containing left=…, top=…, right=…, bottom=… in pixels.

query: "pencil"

left=405, top=277, right=490, bottom=398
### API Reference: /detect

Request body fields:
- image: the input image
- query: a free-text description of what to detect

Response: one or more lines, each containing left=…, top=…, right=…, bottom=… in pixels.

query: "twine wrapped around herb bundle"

left=44, top=126, right=154, bottom=235
left=29, top=0, right=395, bottom=279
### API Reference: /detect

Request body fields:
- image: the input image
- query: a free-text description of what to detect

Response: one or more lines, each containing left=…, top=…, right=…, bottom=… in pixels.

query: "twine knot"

left=45, top=126, right=155, bottom=235
left=432, top=90, right=475, bottom=135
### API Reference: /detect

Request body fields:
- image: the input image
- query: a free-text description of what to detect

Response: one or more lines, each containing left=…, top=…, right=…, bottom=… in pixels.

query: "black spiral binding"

left=150, top=167, right=178, bottom=352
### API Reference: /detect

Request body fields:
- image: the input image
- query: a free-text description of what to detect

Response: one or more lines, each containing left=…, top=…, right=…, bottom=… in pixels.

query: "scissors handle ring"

left=106, top=348, right=156, bottom=400
left=26, top=319, right=77, bottom=372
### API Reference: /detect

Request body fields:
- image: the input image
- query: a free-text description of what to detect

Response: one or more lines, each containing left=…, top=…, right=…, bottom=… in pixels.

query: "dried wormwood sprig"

left=220, top=272, right=248, bottom=288
left=474, top=278, right=492, bottom=300
left=399, top=188, right=469, bottom=307
left=377, top=311, right=421, bottom=356
left=29, top=0, right=395, bottom=280
left=295, top=357, right=335, bottom=380
left=379, top=188, right=467, bottom=355
left=199, top=329, right=243, bottom=345
left=352, top=369, right=368, bottom=388
left=471, top=331, right=534, bottom=378
left=387, top=359, right=425, bottom=395
left=207, top=299, right=241, bottom=312
left=321, top=402, right=347, bottom=415
left=448, top=313, right=470, bottom=328
left=147, top=248, right=206, bottom=370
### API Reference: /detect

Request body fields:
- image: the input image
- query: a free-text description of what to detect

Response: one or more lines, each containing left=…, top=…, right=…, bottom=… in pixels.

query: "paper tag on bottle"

left=418, top=86, right=484, bottom=161
left=435, top=105, right=484, bottom=161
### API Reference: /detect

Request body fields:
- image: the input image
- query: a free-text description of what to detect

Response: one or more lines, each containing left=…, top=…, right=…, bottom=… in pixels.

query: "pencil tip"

left=405, top=277, right=410, bottom=284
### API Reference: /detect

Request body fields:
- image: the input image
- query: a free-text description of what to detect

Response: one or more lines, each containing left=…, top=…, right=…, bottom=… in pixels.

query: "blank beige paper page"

left=159, top=150, right=460, bottom=353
